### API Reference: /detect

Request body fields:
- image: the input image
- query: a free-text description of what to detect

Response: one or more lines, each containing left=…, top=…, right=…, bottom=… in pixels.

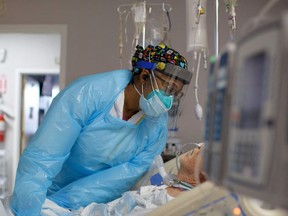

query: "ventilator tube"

left=155, top=154, right=175, bottom=184
left=155, top=155, right=168, bottom=179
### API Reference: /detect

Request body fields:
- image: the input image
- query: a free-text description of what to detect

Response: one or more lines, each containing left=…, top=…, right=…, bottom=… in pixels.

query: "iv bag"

left=146, top=17, right=166, bottom=47
left=131, top=1, right=146, bottom=24
left=186, top=0, right=208, bottom=52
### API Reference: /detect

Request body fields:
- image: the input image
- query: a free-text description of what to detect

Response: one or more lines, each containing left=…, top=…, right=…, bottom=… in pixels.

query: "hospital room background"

left=0, top=0, right=288, bottom=215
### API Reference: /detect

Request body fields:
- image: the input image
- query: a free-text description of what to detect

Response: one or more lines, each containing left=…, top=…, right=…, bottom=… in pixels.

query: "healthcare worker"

left=10, top=43, right=193, bottom=216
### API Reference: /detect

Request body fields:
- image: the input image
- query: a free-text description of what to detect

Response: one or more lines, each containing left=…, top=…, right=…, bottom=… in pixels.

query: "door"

left=20, top=74, right=59, bottom=153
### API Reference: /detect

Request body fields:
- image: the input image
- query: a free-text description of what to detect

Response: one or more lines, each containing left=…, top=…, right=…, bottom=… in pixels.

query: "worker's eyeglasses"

left=154, top=73, right=184, bottom=98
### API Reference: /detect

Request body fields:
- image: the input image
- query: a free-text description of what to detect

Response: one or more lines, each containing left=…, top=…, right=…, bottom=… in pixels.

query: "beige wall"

left=0, top=0, right=287, bottom=144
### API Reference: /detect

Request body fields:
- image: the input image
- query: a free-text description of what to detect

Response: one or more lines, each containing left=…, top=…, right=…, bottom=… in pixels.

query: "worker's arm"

left=47, top=125, right=167, bottom=210
left=10, top=85, right=93, bottom=216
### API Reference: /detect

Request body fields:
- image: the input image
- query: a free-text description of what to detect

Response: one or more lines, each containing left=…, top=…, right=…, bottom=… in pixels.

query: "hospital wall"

left=0, top=33, right=60, bottom=192
left=0, top=0, right=287, bottom=146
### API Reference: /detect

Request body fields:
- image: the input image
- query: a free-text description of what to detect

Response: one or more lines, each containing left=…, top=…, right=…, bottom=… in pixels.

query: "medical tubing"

left=172, top=179, right=193, bottom=190
left=196, top=0, right=202, bottom=24
left=125, top=11, right=130, bottom=43
left=166, top=10, right=172, bottom=31
left=194, top=51, right=201, bottom=104
left=155, top=154, right=168, bottom=179
left=118, top=9, right=126, bottom=68
left=194, top=51, right=203, bottom=120
left=203, top=49, right=207, bottom=69
left=231, top=3, right=236, bottom=30
left=215, top=0, right=219, bottom=56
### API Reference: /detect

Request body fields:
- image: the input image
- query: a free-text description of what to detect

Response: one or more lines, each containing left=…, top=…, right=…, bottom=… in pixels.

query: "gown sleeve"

left=10, top=82, right=98, bottom=216
left=47, top=126, right=167, bottom=210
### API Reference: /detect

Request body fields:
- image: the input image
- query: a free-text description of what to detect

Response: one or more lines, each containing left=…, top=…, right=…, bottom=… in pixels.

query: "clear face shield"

left=136, top=60, right=193, bottom=126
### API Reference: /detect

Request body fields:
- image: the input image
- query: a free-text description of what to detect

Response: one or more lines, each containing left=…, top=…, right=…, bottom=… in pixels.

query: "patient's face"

left=179, top=147, right=203, bottom=175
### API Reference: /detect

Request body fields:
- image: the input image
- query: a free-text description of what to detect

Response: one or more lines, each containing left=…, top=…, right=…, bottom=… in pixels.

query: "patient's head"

left=176, top=146, right=206, bottom=186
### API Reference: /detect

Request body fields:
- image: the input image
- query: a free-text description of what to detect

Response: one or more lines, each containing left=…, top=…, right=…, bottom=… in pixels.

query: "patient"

left=41, top=146, right=206, bottom=216
left=166, top=146, right=206, bottom=197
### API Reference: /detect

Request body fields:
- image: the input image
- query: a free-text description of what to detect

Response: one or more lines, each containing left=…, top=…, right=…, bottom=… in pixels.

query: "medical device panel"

left=223, top=12, right=288, bottom=210
left=203, top=56, right=216, bottom=176
left=148, top=181, right=288, bottom=216
left=203, top=43, right=236, bottom=184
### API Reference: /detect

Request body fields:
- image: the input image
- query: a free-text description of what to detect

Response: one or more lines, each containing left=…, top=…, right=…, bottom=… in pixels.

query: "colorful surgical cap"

left=131, top=43, right=188, bottom=74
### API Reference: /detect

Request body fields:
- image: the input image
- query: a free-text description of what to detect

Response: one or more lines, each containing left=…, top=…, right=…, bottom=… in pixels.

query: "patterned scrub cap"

left=131, top=43, right=188, bottom=74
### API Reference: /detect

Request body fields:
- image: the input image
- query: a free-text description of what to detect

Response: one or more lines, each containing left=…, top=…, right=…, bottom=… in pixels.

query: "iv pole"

left=215, top=0, right=219, bottom=57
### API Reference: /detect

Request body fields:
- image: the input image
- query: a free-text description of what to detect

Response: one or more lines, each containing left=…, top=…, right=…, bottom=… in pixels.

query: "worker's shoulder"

left=63, top=69, right=130, bottom=89
left=80, top=69, right=131, bottom=80
left=71, top=69, right=131, bottom=85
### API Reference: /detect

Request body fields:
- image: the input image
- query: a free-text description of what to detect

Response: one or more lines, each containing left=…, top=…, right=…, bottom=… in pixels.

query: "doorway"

left=0, top=25, right=67, bottom=196
left=20, top=73, right=59, bottom=153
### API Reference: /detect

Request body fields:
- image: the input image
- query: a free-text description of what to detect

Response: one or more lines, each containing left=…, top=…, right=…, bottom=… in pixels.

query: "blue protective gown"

left=10, top=70, right=168, bottom=216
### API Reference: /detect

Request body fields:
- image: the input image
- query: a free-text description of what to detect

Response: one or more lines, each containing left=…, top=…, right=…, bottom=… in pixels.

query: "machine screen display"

left=239, top=52, right=267, bottom=129
left=204, top=61, right=216, bottom=140
left=214, top=52, right=229, bottom=141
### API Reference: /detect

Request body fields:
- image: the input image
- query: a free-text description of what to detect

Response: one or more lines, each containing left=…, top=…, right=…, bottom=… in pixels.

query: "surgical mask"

left=133, top=73, right=173, bottom=117
left=139, top=90, right=173, bottom=117
left=146, top=89, right=173, bottom=109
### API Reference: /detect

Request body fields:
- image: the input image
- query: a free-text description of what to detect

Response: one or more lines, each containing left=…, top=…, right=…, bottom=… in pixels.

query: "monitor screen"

left=238, top=52, right=268, bottom=129
left=213, top=52, right=229, bottom=141
left=204, top=58, right=216, bottom=141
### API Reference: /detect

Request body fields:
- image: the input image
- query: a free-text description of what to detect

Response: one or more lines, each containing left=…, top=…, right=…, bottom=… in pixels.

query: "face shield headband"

left=135, top=60, right=193, bottom=85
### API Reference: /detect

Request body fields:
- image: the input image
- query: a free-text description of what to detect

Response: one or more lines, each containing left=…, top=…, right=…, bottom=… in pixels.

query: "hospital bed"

left=135, top=155, right=288, bottom=216
left=2, top=153, right=288, bottom=216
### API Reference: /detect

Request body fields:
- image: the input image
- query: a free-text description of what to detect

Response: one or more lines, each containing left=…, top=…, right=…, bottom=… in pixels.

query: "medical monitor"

left=223, top=12, right=288, bottom=209
left=203, top=56, right=216, bottom=175
left=148, top=181, right=288, bottom=216
left=203, top=43, right=236, bottom=184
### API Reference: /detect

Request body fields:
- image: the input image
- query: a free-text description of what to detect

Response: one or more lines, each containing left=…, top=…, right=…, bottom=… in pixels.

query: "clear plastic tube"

left=224, top=0, right=237, bottom=40
left=154, top=155, right=175, bottom=184
left=194, top=51, right=203, bottom=121
left=186, top=0, right=207, bottom=121
left=118, top=8, right=126, bottom=68
left=154, top=154, right=168, bottom=179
